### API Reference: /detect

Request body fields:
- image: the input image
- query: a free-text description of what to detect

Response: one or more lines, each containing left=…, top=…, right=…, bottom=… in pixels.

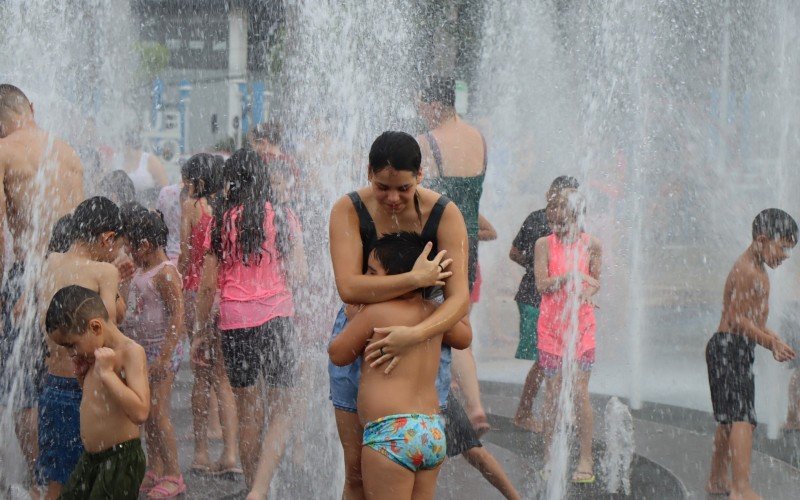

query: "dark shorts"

left=60, top=439, right=146, bottom=500
left=37, top=375, right=84, bottom=485
left=706, top=332, right=756, bottom=425
left=0, top=262, right=44, bottom=409
left=515, top=302, right=540, bottom=361
left=467, top=236, right=479, bottom=292
left=442, top=392, right=482, bottom=457
left=220, top=316, right=297, bottom=389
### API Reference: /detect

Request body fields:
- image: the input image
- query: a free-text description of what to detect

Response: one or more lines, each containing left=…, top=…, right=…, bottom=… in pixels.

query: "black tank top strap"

left=421, top=195, right=451, bottom=245
left=347, top=191, right=378, bottom=273
left=424, top=132, right=445, bottom=177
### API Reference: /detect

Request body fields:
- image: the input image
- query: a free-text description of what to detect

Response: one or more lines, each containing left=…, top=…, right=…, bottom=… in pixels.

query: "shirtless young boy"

left=329, top=232, right=472, bottom=500
left=705, top=208, right=797, bottom=500
left=36, top=197, right=124, bottom=499
left=0, top=84, right=84, bottom=487
left=44, top=285, right=149, bottom=500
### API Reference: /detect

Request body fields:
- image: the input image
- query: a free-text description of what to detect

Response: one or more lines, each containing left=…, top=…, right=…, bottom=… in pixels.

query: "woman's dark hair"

left=420, top=76, right=456, bottom=108
left=123, top=203, right=168, bottom=250
left=184, top=153, right=224, bottom=199
left=48, top=214, right=74, bottom=254
left=368, top=131, right=422, bottom=175
left=72, top=197, right=123, bottom=242
left=98, top=170, right=136, bottom=206
left=212, top=148, right=292, bottom=266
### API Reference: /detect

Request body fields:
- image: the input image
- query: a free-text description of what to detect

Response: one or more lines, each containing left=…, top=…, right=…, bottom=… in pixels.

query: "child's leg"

left=246, top=386, right=294, bottom=500
left=573, top=371, right=594, bottom=480
left=542, top=373, right=561, bottom=465
left=190, top=364, right=214, bottom=467
left=211, top=349, right=239, bottom=470
left=361, top=446, right=415, bottom=500
left=785, top=368, right=800, bottom=429
left=729, top=422, right=759, bottom=499
left=335, top=408, right=365, bottom=500
left=462, top=447, right=521, bottom=500
left=706, top=423, right=731, bottom=494
left=514, top=363, right=544, bottom=432
left=153, top=371, right=181, bottom=477
left=410, top=466, right=442, bottom=500
left=232, top=383, right=266, bottom=488
left=451, top=346, right=489, bottom=435
left=207, top=388, right=223, bottom=439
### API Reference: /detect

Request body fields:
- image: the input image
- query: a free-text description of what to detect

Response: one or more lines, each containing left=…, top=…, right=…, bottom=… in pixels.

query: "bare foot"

left=514, top=415, right=543, bottom=433
left=729, top=487, right=762, bottom=500
left=245, top=489, right=267, bottom=500
left=705, top=479, right=731, bottom=495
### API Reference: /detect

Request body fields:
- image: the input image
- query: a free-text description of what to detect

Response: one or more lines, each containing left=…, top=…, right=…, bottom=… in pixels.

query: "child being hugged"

left=45, top=285, right=150, bottom=500
left=329, top=232, right=472, bottom=500
left=121, top=206, right=187, bottom=498
left=534, top=189, right=602, bottom=484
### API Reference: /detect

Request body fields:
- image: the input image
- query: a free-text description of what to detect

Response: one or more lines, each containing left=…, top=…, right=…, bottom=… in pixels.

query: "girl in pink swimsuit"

left=534, top=189, right=601, bottom=485
left=122, top=207, right=187, bottom=497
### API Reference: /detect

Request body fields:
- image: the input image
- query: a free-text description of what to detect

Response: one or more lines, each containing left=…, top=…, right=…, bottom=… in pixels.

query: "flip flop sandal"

left=210, top=465, right=244, bottom=480
left=188, top=464, right=211, bottom=476
left=147, top=475, right=187, bottom=499
left=571, top=471, right=596, bottom=484
left=140, top=471, right=159, bottom=494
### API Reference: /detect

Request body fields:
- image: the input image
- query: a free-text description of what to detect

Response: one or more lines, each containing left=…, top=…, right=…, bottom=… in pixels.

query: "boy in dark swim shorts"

left=705, top=209, right=797, bottom=499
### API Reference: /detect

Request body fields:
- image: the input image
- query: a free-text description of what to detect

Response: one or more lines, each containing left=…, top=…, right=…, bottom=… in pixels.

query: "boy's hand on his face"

left=93, top=347, right=116, bottom=374
left=771, top=339, right=795, bottom=362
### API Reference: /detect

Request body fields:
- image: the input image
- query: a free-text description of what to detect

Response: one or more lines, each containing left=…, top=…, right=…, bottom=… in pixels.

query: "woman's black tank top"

left=347, top=192, right=451, bottom=274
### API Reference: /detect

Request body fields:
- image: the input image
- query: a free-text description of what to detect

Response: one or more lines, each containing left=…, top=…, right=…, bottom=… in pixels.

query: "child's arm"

left=328, top=306, right=378, bottom=366
left=191, top=252, right=218, bottom=366
left=152, top=265, right=185, bottom=380
left=285, top=209, right=308, bottom=284
left=725, top=268, right=791, bottom=354
left=442, top=317, right=472, bottom=349
left=97, top=264, right=122, bottom=324
left=533, top=237, right=561, bottom=293
left=94, top=345, right=150, bottom=425
left=478, top=214, right=497, bottom=241
left=581, top=236, right=603, bottom=302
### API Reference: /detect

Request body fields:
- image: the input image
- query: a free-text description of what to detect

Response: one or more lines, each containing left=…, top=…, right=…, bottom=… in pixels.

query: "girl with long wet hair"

left=192, top=148, right=304, bottom=500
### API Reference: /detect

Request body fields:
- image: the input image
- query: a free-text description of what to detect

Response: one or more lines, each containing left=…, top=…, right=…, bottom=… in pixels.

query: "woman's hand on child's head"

left=412, top=242, right=453, bottom=288
left=93, top=347, right=116, bottom=374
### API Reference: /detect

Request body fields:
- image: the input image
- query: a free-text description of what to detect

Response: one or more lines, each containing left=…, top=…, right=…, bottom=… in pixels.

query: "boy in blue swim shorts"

left=329, top=232, right=472, bottom=499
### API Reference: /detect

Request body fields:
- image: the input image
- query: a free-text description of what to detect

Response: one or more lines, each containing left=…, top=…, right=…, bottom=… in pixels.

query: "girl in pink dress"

left=534, top=189, right=601, bottom=484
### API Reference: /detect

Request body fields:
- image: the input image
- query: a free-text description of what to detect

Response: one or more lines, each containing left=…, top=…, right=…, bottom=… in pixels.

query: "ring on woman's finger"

left=380, top=347, right=386, bottom=356
left=438, top=264, right=444, bottom=271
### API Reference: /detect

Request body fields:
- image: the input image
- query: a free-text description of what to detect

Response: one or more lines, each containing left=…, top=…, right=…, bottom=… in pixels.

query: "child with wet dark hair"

left=98, top=169, right=137, bottom=207
left=705, top=208, right=797, bottom=499
left=120, top=206, right=187, bottom=497
left=329, top=231, right=472, bottom=499
left=45, top=285, right=149, bottom=499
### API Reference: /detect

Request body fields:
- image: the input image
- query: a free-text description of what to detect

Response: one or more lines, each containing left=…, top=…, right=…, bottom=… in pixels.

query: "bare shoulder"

left=154, top=262, right=181, bottom=286
left=118, top=338, right=146, bottom=364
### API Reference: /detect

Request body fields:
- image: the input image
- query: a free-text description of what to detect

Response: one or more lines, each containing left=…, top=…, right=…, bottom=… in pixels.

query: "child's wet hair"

left=546, top=189, right=586, bottom=220
left=183, top=153, right=224, bottom=199
left=48, top=214, right=75, bottom=254
left=549, top=175, right=580, bottom=193
left=371, top=231, right=426, bottom=276
left=98, top=170, right=136, bottom=206
left=752, top=208, right=799, bottom=243
left=123, top=203, right=168, bottom=250
left=368, top=131, right=422, bottom=176
left=71, top=196, right=123, bottom=242
left=45, top=285, right=109, bottom=336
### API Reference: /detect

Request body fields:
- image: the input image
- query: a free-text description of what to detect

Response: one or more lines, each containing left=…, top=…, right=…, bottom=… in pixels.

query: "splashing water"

left=602, top=397, right=634, bottom=495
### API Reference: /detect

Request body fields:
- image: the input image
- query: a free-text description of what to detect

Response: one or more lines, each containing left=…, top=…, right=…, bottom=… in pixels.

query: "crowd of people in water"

left=0, top=74, right=798, bottom=500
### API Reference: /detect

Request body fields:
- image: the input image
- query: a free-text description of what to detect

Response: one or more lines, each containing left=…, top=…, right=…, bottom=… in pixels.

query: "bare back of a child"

left=357, top=296, right=441, bottom=423
left=39, top=253, right=119, bottom=378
